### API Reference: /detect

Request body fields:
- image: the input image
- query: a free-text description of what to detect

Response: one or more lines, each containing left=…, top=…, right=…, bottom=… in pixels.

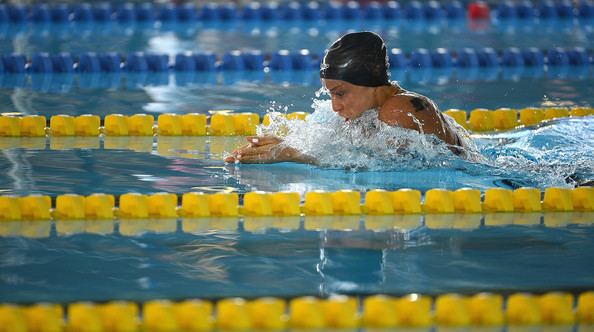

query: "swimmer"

left=225, top=31, right=465, bottom=164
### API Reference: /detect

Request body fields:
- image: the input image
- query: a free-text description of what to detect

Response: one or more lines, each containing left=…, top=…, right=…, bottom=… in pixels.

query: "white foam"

left=257, top=98, right=477, bottom=170
left=256, top=96, right=593, bottom=187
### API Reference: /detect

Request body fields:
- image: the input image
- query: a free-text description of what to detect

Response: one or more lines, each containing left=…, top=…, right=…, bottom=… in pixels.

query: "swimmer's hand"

left=224, top=136, right=315, bottom=164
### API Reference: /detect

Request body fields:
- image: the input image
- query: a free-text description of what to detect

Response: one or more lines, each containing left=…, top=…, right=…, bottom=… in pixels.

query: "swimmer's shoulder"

left=378, top=90, right=439, bottom=128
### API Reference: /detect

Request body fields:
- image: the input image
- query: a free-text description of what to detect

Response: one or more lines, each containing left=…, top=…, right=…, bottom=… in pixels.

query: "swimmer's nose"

left=331, top=100, right=343, bottom=113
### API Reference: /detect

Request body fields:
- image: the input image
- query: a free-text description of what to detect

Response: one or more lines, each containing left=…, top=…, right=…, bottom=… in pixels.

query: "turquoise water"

left=2, top=219, right=594, bottom=303
left=1, top=71, right=593, bottom=117
left=1, top=15, right=594, bottom=304
left=1, top=19, right=593, bottom=55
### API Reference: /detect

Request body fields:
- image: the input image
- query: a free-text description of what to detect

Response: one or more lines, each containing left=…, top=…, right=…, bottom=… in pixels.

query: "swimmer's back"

left=378, top=87, right=464, bottom=154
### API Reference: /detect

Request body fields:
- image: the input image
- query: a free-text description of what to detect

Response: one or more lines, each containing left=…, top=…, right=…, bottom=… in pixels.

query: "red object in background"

left=468, top=1, right=491, bottom=20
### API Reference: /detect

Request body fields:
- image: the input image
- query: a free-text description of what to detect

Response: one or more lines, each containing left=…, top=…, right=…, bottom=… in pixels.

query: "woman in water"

left=225, top=31, right=465, bottom=164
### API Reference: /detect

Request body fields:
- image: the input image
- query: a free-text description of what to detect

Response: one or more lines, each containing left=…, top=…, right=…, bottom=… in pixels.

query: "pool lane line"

left=0, top=47, right=593, bottom=75
left=1, top=291, right=594, bottom=330
left=2, top=1, right=594, bottom=24
left=0, top=107, right=592, bottom=139
left=0, top=188, right=592, bottom=223
left=0, top=66, right=591, bottom=91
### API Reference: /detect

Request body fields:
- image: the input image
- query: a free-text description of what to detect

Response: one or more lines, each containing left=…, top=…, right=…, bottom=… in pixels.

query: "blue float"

left=51, top=4, right=70, bottom=22
left=516, top=0, right=536, bottom=19
left=221, top=51, right=245, bottom=70
left=242, top=2, right=262, bottom=20
left=269, top=50, right=292, bottom=70
left=384, top=1, right=403, bottom=19
left=78, top=53, right=101, bottom=72
left=291, top=50, right=312, bottom=70
left=311, top=53, right=322, bottom=70
left=456, top=48, right=479, bottom=67
left=555, top=0, right=574, bottom=18
left=218, top=3, right=237, bottom=20
left=363, top=2, right=383, bottom=20
left=2, top=54, right=26, bottom=73
left=342, top=1, right=361, bottom=20
left=410, top=49, right=432, bottom=68
left=522, top=48, right=544, bottom=66
left=242, top=51, right=264, bottom=70
left=496, top=1, right=517, bottom=19
left=430, top=49, right=452, bottom=67
left=405, top=1, right=423, bottom=20
left=0, top=5, right=8, bottom=24
left=51, top=53, right=74, bottom=73
left=476, top=48, right=499, bottom=67
left=323, top=2, right=341, bottom=20
left=98, top=53, right=120, bottom=72
left=174, top=53, right=196, bottom=71
left=538, top=0, right=557, bottom=18
left=389, top=48, right=408, bottom=68
left=177, top=3, right=197, bottom=21
left=136, top=3, right=155, bottom=21
left=93, top=3, right=112, bottom=21
left=200, top=3, right=219, bottom=21
left=7, top=4, right=27, bottom=22
left=445, top=1, right=464, bottom=19
left=194, top=52, right=217, bottom=71
left=116, top=3, right=136, bottom=22
left=547, top=48, right=570, bottom=66
left=158, top=4, right=177, bottom=21
left=303, top=2, right=322, bottom=20
left=261, top=3, right=280, bottom=20
left=31, top=4, right=52, bottom=22
left=126, top=53, right=148, bottom=72
left=31, top=53, right=53, bottom=73
left=578, top=0, right=594, bottom=17
left=146, top=54, right=169, bottom=72
left=502, top=48, right=525, bottom=66
left=567, top=47, right=589, bottom=66
left=423, top=1, right=445, bottom=20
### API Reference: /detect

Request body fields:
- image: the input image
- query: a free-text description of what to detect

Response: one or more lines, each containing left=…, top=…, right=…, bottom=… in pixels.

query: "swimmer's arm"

left=224, top=136, right=317, bottom=164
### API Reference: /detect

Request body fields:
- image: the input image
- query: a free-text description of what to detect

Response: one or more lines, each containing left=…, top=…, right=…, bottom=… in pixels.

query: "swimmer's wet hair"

left=320, top=31, right=390, bottom=87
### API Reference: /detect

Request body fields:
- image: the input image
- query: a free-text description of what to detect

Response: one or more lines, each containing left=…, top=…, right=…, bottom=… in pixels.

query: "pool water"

left=1, top=19, right=593, bottom=55
left=1, top=8, right=593, bottom=305
left=2, top=218, right=594, bottom=304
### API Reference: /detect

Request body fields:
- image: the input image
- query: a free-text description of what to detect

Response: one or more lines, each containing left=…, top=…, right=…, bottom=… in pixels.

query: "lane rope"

left=1, top=291, right=593, bottom=330
left=0, top=47, right=592, bottom=74
left=0, top=187, right=592, bottom=223
left=1, top=1, right=593, bottom=24
left=0, top=107, right=592, bottom=138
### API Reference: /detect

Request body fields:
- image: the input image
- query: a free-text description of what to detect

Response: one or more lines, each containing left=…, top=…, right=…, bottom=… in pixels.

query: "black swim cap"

left=320, top=31, right=390, bottom=87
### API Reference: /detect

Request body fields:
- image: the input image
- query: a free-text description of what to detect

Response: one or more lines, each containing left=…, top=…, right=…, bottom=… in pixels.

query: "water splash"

left=477, top=117, right=594, bottom=187
left=258, top=98, right=477, bottom=170
left=257, top=97, right=593, bottom=188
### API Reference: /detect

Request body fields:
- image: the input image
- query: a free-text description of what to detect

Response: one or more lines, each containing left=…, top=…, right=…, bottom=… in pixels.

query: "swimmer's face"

left=322, top=79, right=377, bottom=120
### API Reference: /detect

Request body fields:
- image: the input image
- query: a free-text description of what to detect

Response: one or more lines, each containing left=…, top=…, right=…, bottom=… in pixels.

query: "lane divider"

left=2, top=1, right=594, bottom=24
left=1, top=291, right=594, bottom=330
left=0, top=65, right=591, bottom=92
left=445, top=106, right=593, bottom=131
left=1, top=47, right=592, bottom=74
left=0, top=1, right=466, bottom=24
left=0, top=106, right=591, bottom=139
left=0, top=112, right=308, bottom=138
left=0, top=187, right=592, bottom=223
